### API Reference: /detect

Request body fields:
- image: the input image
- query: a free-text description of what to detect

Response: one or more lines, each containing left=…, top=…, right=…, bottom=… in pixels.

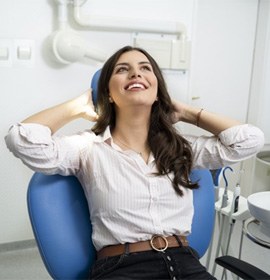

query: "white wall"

left=248, top=0, right=270, bottom=144
left=181, top=0, right=258, bottom=137
left=0, top=0, right=267, bottom=244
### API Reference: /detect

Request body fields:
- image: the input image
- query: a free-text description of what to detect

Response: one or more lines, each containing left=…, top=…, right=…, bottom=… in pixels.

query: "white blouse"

left=5, top=123, right=264, bottom=250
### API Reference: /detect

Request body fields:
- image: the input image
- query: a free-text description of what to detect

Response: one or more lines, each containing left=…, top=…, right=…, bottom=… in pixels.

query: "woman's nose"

left=129, top=69, right=141, bottom=79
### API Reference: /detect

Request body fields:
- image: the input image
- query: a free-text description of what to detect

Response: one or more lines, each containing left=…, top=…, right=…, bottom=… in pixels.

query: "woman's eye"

left=141, top=65, right=152, bottom=71
left=116, top=67, right=128, bottom=73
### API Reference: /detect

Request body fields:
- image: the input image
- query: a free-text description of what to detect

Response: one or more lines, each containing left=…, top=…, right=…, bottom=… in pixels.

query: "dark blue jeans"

left=90, top=246, right=216, bottom=280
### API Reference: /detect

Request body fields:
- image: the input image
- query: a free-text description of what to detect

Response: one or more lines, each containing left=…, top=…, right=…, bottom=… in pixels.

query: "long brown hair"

left=92, top=46, right=198, bottom=196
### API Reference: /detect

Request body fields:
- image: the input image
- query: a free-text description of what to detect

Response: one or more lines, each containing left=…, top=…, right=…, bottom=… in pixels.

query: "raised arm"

left=171, top=100, right=241, bottom=135
left=171, top=100, right=264, bottom=169
left=5, top=90, right=98, bottom=175
left=22, top=90, right=98, bottom=134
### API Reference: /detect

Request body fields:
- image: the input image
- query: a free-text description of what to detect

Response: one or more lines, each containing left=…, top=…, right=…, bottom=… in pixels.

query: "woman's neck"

left=112, top=109, right=151, bottom=162
left=114, top=107, right=150, bottom=136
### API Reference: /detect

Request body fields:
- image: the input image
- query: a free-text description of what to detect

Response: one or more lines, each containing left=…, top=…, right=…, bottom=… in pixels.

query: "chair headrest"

left=90, top=69, right=101, bottom=107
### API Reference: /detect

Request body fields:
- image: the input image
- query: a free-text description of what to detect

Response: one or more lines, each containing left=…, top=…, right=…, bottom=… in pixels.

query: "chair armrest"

left=215, top=255, right=270, bottom=280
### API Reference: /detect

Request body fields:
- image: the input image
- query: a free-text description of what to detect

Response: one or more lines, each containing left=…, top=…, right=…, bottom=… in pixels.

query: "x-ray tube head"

left=50, top=29, right=106, bottom=64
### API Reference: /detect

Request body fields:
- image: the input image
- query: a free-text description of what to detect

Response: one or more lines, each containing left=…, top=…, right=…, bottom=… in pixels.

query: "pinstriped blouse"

left=5, top=123, right=264, bottom=250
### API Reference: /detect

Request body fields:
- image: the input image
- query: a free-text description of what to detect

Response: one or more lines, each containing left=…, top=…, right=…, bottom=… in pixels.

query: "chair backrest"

left=27, top=169, right=215, bottom=280
left=27, top=174, right=96, bottom=279
left=188, top=169, right=215, bottom=257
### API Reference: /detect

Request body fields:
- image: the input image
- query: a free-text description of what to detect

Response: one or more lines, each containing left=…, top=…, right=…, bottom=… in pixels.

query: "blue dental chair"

left=27, top=171, right=270, bottom=280
left=27, top=169, right=215, bottom=280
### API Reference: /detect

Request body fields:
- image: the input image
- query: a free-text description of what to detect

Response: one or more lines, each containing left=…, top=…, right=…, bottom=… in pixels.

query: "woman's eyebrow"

left=115, top=61, right=151, bottom=67
left=138, top=61, right=151, bottom=65
left=114, top=62, right=129, bottom=67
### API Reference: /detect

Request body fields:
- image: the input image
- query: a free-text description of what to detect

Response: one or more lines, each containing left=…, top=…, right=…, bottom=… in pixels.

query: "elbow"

left=232, top=126, right=265, bottom=160
left=5, top=125, right=20, bottom=155
left=220, top=125, right=265, bottom=163
left=251, top=126, right=265, bottom=153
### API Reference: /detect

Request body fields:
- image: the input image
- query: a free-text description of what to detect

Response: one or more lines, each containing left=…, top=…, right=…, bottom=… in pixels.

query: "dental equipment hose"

left=212, top=213, right=226, bottom=275
left=210, top=168, right=223, bottom=202
left=212, top=166, right=233, bottom=276
left=206, top=168, right=223, bottom=270
left=221, top=183, right=241, bottom=280
left=221, top=166, right=233, bottom=208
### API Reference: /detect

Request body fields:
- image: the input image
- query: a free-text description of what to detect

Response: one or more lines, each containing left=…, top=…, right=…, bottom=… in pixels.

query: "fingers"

left=84, top=107, right=99, bottom=122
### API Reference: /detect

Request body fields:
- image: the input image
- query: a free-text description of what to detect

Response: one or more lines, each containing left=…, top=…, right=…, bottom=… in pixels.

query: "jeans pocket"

left=185, top=246, right=200, bottom=260
left=90, top=254, right=126, bottom=279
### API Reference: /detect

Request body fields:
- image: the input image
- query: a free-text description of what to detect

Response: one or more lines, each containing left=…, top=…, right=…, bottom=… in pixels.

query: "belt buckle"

left=150, top=235, right=168, bottom=252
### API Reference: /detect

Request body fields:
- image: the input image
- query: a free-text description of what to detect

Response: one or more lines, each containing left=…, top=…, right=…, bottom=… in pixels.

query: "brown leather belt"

left=97, top=235, right=188, bottom=260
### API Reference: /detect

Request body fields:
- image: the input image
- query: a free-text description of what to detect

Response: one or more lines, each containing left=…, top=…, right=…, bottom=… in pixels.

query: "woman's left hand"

left=171, top=99, right=243, bottom=135
left=171, top=99, right=189, bottom=124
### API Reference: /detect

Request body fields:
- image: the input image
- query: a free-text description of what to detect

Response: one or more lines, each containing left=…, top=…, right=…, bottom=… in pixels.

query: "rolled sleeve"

left=185, top=124, right=265, bottom=169
left=5, top=123, right=93, bottom=175
left=218, top=124, right=265, bottom=159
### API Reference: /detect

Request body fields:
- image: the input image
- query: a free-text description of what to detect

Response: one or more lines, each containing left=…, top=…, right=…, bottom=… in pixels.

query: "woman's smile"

left=124, top=81, right=148, bottom=91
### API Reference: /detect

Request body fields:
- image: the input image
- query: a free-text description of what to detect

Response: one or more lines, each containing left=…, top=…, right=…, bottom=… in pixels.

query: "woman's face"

left=108, top=50, right=158, bottom=109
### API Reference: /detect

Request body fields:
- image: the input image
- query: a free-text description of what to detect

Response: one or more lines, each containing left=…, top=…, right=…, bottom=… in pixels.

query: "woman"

left=5, top=46, right=264, bottom=279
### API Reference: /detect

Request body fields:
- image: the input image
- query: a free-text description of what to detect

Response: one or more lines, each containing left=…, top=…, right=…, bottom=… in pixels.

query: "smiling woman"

left=92, top=46, right=195, bottom=183
left=5, top=45, right=264, bottom=280
left=108, top=50, right=158, bottom=110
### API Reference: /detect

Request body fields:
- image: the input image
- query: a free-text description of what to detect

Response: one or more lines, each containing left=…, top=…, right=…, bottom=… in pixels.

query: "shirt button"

left=172, top=277, right=177, bottom=280
left=170, top=266, right=174, bottom=272
left=167, top=256, right=171, bottom=261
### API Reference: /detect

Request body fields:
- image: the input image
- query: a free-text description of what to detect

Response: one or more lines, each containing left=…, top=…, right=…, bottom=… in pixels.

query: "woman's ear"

left=109, top=96, right=114, bottom=103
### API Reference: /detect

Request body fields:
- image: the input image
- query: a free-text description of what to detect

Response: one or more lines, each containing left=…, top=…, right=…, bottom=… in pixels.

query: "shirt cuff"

left=16, top=122, right=52, bottom=145
left=218, top=124, right=265, bottom=149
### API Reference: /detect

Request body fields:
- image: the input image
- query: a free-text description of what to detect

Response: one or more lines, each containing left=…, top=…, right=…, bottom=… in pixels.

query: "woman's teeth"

left=127, top=83, right=145, bottom=90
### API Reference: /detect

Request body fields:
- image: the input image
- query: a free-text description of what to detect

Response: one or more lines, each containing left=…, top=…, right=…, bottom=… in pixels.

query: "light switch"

left=14, top=39, right=35, bottom=67
left=17, top=46, right=32, bottom=60
left=0, top=39, right=35, bottom=67
left=0, top=47, right=9, bottom=60
left=0, top=39, right=12, bottom=67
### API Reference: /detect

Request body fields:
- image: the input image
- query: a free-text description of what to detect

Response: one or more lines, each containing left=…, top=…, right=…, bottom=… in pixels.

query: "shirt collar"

left=93, top=126, right=113, bottom=144
left=94, top=126, right=155, bottom=164
left=95, top=126, right=127, bottom=152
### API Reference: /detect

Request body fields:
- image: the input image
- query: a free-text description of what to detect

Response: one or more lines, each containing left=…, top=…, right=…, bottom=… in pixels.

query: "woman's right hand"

left=22, top=89, right=99, bottom=134
left=73, top=89, right=99, bottom=122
